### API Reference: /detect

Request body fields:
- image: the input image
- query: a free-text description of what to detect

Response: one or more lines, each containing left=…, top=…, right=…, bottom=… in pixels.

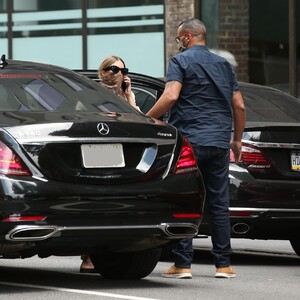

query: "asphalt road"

left=0, top=238, right=299, bottom=300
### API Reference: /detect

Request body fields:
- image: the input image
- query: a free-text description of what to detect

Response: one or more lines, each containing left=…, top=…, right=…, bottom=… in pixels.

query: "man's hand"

left=230, top=140, right=243, bottom=162
left=146, top=81, right=182, bottom=119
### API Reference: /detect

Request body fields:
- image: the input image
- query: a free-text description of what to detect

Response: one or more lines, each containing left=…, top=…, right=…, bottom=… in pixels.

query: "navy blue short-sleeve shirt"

left=167, top=45, right=239, bottom=149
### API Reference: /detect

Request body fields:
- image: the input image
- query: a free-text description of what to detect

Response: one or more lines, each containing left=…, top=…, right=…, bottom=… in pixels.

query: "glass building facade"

left=0, top=0, right=164, bottom=76
left=0, top=0, right=299, bottom=97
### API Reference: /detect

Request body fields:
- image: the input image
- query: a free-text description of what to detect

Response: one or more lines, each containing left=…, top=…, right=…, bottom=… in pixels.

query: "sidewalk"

left=193, top=236, right=297, bottom=257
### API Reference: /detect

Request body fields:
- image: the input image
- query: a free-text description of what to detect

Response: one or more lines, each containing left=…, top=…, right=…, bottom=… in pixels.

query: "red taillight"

left=240, top=144, right=271, bottom=171
left=0, top=141, right=31, bottom=176
left=174, top=138, right=198, bottom=174
left=230, top=211, right=252, bottom=217
left=242, top=145, right=268, bottom=163
left=173, top=213, right=202, bottom=218
left=2, top=215, right=46, bottom=222
left=230, top=211, right=261, bottom=217
left=230, top=145, right=269, bottom=164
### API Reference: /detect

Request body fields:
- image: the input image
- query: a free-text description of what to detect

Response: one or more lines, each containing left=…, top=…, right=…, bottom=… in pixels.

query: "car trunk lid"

left=4, top=112, right=178, bottom=184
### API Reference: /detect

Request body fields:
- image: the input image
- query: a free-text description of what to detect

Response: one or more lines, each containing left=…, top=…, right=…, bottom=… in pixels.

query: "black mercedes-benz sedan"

left=0, top=56, right=205, bottom=279
left=80, top=70, right=300, bottom=258
left=225, top=82, right=300, bottom=256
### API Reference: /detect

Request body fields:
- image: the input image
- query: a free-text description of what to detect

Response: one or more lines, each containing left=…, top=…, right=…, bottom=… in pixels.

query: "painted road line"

left=0, top=281, right=160, bottom=300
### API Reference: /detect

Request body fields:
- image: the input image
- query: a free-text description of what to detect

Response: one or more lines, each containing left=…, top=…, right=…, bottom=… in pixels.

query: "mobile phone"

left=121, top=81, right=127, bottom=92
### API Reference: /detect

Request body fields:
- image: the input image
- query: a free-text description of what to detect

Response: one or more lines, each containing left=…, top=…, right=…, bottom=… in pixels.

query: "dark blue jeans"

left=173, top=146, right=232, bottom=268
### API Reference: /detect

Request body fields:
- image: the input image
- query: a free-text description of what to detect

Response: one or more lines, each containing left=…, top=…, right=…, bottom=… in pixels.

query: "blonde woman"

left=98, top=55, right=140, bottom=110
left=80, top=56, right=139, bottom=273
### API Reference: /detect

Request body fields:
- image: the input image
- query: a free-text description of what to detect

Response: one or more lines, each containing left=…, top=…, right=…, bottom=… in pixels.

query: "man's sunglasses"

left=104, top=65, right=129, bottom=75
left=175, top=34, right=185, bottom=44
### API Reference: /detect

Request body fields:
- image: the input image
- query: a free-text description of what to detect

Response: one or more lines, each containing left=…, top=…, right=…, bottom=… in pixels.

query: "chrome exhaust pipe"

left=160, top=223, right=198, bottom=238
left=5, top=225, right=59, bottom=241
left=232, top=223, right=250, bottom=235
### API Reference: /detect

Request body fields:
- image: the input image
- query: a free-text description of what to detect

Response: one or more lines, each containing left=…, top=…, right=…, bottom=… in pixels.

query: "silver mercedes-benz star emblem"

left=97, top=123, right=110, bottom=135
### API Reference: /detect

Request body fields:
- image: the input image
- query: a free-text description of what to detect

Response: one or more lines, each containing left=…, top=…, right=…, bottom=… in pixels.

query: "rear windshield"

left=241, top=84, right=300, bottom=123
left=0, top=72, right=137, bottom=113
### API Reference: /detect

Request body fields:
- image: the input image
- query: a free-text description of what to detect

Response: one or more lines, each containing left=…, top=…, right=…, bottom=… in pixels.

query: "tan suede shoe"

left=215, top=266, right=236, bottom=278
left=162, top=265, right=192, bottom=279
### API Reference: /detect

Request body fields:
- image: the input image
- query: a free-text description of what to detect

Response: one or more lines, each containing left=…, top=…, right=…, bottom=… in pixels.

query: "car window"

left=131, top=79, right=168, bottom=121
left=74, top=71, right=169, bottom=120
left=0, top=72, right=138, bottom=114
left=132, top=86, right=157, bottom=114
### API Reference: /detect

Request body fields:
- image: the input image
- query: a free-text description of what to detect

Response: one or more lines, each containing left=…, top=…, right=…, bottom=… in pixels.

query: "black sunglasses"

left=104, top=65, right=129, bottom=75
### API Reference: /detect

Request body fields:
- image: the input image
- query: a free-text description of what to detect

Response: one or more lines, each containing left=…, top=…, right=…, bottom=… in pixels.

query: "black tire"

left=90, top=248, right=162, bottom=279
left=290, top=238, right=300, bottom=257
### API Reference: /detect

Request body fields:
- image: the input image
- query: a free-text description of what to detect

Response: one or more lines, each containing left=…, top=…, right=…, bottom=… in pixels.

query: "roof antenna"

left=0, top=54, right=8, bottom=69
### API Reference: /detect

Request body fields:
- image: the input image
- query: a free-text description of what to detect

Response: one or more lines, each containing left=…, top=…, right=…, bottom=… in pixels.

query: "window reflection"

left=0, top=71, right=136, bottom=113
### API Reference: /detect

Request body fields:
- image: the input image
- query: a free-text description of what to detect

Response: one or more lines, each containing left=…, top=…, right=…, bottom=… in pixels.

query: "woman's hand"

left=123, top=75, right=132, bottom=95
left=122, top=75, right=140, bottom=111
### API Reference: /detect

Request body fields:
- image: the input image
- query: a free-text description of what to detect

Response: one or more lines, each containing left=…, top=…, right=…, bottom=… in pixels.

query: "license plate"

left=291, top=151, right=300, bottom=172
left=81, top=144, right=125, bottom=168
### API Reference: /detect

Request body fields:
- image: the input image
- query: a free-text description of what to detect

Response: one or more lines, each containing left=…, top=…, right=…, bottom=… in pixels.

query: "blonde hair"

left=98, top=55, right=126, bottom=79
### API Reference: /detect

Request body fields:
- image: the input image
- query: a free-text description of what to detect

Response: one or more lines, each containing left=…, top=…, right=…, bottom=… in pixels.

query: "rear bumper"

left=198, top=166, right=300, bottom=240
left=229, top=207, right=300, bottom=239
left=199, top=207, right=300, bottom=240
left=0, top=172, right=205, bottom=257
left=1, top=222, right=199, bottom=258
left=5, top=222, right=199, bottom=242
